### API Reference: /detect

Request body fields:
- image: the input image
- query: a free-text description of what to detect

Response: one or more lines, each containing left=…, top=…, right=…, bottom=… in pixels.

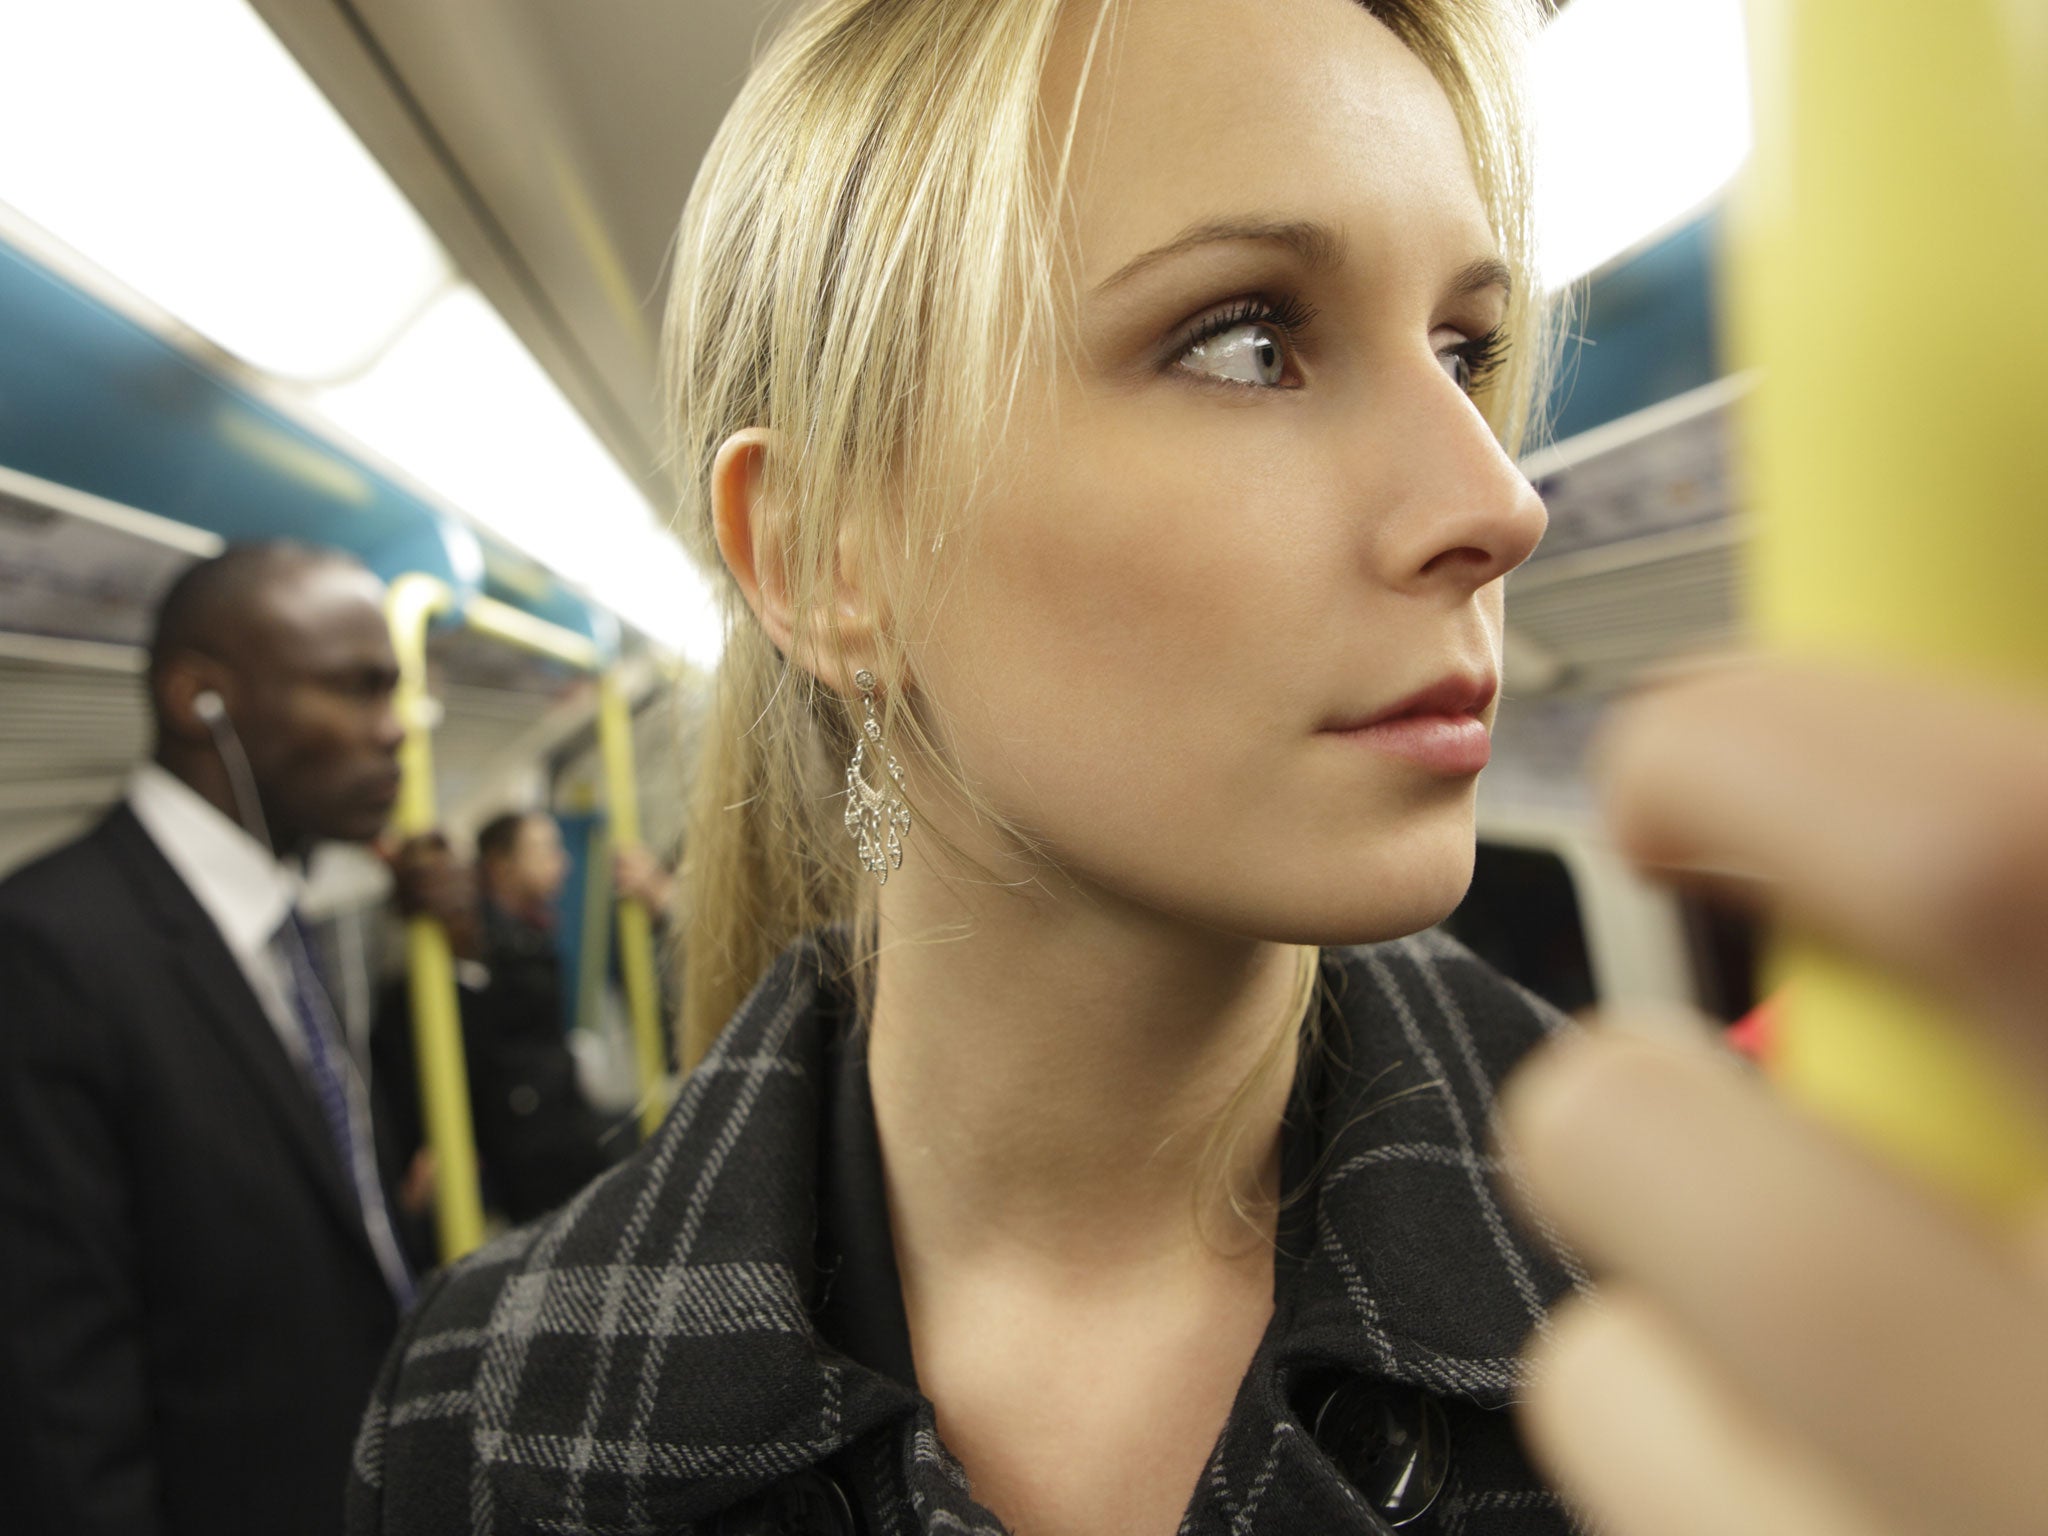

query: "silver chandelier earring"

left=844, top=669, right=913, bottom=883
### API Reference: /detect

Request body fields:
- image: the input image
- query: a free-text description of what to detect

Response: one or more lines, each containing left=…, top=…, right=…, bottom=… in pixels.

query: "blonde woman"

left=352, top=0, right=1583, bottom=1531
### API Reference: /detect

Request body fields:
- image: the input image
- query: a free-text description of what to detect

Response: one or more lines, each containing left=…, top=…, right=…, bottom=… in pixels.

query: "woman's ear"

left=711, top=427, right=880, bottom=690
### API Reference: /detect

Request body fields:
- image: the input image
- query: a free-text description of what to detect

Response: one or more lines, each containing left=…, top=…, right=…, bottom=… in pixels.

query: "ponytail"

left=678, top=621, right=859, bottom=1069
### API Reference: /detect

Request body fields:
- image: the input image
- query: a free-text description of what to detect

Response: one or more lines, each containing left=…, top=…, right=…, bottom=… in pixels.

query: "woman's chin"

left=1228, top=847, right=1479, bottom=949
left=1279, top=895, right=1470, bottom=949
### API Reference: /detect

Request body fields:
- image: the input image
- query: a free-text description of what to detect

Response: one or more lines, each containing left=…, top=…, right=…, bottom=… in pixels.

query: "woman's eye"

left=1434, top=325, right=1507, bottom=397
left=1178, top=322, right=1291, bottom=388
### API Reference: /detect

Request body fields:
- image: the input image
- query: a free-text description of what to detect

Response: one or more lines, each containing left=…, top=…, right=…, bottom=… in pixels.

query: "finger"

left=1502, top=1028, right=2048, bottom=1536
left=1596, top=660, right=2048, bottom=1092
left=2014, top=1202, right=2048, bottom=1295
left=1521, top=1292, right=1905, bottom=1536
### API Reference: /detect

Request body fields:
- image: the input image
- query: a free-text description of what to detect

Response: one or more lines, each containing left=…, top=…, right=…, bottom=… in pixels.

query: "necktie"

left=279, top=910, right=417, bottom=1308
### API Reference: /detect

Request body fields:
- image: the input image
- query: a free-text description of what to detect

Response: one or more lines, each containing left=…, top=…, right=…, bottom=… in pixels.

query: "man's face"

left=229, top=562, right=405, bottom=850
left=509, top=815, right=569, bottom=907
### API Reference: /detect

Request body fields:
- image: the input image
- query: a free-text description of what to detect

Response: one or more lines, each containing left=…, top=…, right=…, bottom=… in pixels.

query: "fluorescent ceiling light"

left=0, top=0, right=719, bottom=660
left=0, top=0, right=447, bottom=381
left=1533, top=0, right=1753, bottom=288
left=314, top=286, right=722, bottom=666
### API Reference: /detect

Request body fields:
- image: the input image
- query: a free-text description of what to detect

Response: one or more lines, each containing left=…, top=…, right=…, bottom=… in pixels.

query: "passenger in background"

left=0, top=541, right=420, bottom=1536
left=475, top=808, right=571, bottom=986
left=464, top=808, right=626, bottom=1222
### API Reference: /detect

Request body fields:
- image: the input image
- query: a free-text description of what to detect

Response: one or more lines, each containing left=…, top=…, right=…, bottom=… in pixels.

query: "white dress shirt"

left=127, top=763, right=414, bottom=1302
left=128, top=762, right=304, bottom=1060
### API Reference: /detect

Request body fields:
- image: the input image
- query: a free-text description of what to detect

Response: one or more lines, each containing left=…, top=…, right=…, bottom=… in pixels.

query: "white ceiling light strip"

left=0, top=0, right=448, bottom=382
left=0, top=0, right=721, bottom=663
left=313, top=286, right=721, bottom=666
left=1533, top=0, right=1754, bottom=289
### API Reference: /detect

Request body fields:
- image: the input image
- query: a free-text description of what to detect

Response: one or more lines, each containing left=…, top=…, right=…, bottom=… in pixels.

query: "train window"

left=1442, top=842, right=1598, bottom=1018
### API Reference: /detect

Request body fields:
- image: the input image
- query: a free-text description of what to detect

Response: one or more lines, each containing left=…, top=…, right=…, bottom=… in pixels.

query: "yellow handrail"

left=1735, top=0, right=2048, bottom=1216
left=464, top=594, right=604, bottom=672
left=384, top=573, right=486, bottom=1262
left=597, top=671, right=672, bottom=1138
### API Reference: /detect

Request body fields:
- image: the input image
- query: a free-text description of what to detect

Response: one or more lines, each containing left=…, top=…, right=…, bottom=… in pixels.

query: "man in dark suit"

left=0, top=542, right=422, bottom=1535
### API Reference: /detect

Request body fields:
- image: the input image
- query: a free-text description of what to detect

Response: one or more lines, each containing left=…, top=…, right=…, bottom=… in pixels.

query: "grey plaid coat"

left=348, top=931, right=1589, bottom=1535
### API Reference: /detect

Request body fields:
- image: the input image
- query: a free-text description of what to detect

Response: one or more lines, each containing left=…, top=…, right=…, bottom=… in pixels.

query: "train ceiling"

left=242, top=0, right=1742, bottom=509
left=244, top=0, right=796, bottom=514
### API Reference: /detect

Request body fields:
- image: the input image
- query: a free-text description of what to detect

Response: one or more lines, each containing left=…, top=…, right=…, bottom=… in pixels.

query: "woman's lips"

left=1319, top=671, right=1497, bottom=774
left=1327, top=711, right=1492, bottom=774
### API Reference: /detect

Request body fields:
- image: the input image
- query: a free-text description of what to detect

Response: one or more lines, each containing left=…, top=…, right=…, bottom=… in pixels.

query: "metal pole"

left=596, top=670, right=671, bottom=1138
left=384, top=573, right=487, bottom=1261
left=1734, top=0, right=2048, bottom=1215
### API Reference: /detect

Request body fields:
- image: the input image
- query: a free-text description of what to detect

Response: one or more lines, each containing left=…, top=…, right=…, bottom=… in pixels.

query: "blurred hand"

left=384, top=832, right=483, bottom=960
left=612, top=843, right=675, bottom=917
left=397, top=1148, right=437, bottom=1219
left=1501, top=661, right=2048, bottom=1536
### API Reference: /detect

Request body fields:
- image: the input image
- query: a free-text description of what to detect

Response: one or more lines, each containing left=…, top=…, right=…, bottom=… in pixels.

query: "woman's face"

left=908, top=0, right=1546, bottom=944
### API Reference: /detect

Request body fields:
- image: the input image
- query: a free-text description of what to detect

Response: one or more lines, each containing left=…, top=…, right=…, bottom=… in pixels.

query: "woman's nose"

left=1372, top=372, right=1548, bottom=594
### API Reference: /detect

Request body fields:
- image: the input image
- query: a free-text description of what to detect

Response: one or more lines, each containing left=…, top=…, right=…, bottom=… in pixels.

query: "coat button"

left=1311, top=1379, right=1450, bottom=1529
left=712, top=1467, right=860, bottom=1536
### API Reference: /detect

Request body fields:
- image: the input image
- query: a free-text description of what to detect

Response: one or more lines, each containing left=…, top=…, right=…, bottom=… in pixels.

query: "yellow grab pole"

left=384, top=573, right=487, bottom=1261
left=463, top=594, right=604, bottom=672
left=596, top=670, right=670, bottom=1138
left=1733, top=0, right=2048, bottom=1215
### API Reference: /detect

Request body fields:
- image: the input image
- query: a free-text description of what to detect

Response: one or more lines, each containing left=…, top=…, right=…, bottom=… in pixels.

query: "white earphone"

left=190, top=688, right=271, bottom=850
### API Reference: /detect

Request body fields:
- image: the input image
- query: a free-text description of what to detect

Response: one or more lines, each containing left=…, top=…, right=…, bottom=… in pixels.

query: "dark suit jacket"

left=370, top=903, right=625, bottom=1235
left=351, top=930, right=1589, bottom=1535
left=0, top=806, right=403, bottom=1536
left=471, top=901, right=624, bottom=1222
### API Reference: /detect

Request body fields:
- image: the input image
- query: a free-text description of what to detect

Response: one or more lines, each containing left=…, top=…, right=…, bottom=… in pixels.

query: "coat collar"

left=470, top=930, right=1579, bottom=1531
left=126, top=763, right=300, bottom=975
left=97, top=806, right=380, bottom=1271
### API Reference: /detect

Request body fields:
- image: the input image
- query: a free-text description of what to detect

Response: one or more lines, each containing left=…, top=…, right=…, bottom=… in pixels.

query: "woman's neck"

left=865, top=872, right=1306, bottom=1277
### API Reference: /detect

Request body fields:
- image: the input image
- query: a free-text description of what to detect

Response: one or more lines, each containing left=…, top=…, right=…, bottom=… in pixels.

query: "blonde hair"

left=666, top=0, right=1553, bottom=1070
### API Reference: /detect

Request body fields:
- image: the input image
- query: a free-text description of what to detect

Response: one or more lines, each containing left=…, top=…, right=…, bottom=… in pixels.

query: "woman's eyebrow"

left=1090, top=218, right=1345, bottom=297
left=1449, top=255, right=1513, bottom=301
